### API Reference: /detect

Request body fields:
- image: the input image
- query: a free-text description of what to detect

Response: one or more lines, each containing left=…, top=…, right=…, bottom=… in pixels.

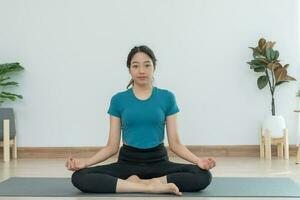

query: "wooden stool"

left=0, top=108, right=18, bottom=162
left=0, top=119, right=17, bottom=162
left=260, top=128, right=289, bottom=160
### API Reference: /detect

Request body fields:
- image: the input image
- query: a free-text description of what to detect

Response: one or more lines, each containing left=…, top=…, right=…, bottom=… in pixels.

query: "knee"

left=193, top=170, right=212, bottom=191
left=71, top=170, right=81, bottom=187
left=71, top=170, right=87, bottom=192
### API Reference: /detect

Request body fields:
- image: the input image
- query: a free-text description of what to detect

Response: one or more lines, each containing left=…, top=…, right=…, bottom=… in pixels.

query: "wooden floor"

left=1, top=156, right=300, bottom=200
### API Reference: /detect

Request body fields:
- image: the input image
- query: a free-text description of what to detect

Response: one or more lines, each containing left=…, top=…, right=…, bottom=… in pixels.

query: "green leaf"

left=253, top=53, right=265, bottom=59
left=0, top=94, right=17, bottom=101
left=1, top=92, right=23, bottom=99
left=247, top=59, right=260, bottom=65
left=274, top=50, right=279, bottom=60
left=249, top=59, right=263, bottom=65
left=0, top=77, right=10, bottom=82
left=0, top=81, right=18, bottom=86
left=297, top=90, right=300, bottom=98
left=266, top=48, right=278, bottom=61
left=0, top=63, right=24, bottom=76
left=257, top=75, right=269, bottom=89
left=250, top=63, right=266, bottom=70
left=257, top=58, right=269, bottom=64
left=270, top=49, right=276, bottom=60
left=254, top=67, right=265, bottom=72
left=275, top=81, right=288, bottom=86
left=266, top=48, right=273, bottom=61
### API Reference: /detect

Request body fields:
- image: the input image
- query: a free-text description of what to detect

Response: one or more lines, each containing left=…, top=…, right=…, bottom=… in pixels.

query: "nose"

left=138, top=67, right=145, bottom=73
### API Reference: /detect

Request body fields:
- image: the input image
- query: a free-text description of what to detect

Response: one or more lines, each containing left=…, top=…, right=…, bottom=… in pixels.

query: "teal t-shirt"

left=107, top=86, right=180, bottom=149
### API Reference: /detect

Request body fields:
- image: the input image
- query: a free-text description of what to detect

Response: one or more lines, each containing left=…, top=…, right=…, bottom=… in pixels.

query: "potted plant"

left=0, top=62, right=24, bottom=144
left=0, top=63, right=24, bottom=104
left=247, top=38, right=296, bottom=137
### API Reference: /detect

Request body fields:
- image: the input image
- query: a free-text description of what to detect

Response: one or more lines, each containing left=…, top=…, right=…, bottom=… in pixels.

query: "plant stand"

left=0, top=107, right=18, bottom=162
left=260, top=128, right=289, bottom=160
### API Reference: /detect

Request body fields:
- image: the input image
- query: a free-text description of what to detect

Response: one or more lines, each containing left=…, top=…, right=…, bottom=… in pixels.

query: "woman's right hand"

left=65, top=156, right=88, bottom=171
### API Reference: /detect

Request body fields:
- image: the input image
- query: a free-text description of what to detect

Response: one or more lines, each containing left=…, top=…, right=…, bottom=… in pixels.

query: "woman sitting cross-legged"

left=65, top=45, right=216, bottom=196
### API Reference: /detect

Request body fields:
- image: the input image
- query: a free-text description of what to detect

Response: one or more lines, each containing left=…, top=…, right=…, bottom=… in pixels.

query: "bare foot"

left=126, top=175, right=182, bottom=196
left=147, top=182, right=182, bottom=196
left=126, top=175, right=160, bottom=185
left=126, top=175, right=141, bottom=183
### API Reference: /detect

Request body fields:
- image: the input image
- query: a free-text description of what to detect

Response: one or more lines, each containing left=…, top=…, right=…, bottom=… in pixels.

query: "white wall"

left=0, top=0, right=299, bottom=147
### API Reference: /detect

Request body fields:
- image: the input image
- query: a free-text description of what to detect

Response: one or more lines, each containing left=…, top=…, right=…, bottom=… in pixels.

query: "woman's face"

left=129, top=52, right=155, bottom=87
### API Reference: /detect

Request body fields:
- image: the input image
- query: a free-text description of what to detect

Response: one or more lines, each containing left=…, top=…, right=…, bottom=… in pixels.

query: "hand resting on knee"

left=65, top=156, right=87, bottom=171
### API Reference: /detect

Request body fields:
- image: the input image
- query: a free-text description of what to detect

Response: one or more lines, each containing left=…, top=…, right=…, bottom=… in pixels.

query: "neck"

left=132, top=84, right=153, bottom=93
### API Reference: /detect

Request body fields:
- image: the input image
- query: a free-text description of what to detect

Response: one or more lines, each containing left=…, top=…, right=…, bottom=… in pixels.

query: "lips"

left=138, top=76, right=147, bottom=79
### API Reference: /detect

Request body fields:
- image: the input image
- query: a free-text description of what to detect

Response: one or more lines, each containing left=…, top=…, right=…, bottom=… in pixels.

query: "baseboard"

left=0, top=145, right=298, bottom=158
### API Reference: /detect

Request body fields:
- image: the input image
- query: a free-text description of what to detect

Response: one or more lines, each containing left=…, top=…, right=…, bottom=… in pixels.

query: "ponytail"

left=126, top=78, right=134, bottom=89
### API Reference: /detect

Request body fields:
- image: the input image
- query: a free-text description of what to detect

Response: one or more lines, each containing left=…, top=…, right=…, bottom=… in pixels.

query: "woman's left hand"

left=196, top=157, right=216, bottom=170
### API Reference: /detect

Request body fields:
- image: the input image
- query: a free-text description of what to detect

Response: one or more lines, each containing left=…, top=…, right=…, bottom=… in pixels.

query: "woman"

left=65, top=45, right=216, bottom=196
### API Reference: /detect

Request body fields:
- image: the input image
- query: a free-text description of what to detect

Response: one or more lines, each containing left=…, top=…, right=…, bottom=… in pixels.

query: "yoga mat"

left=0, top=177, right=300, bottom=197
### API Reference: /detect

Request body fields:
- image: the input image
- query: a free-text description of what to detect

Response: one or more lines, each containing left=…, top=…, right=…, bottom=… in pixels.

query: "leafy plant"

left=297, top=89, right=300, bottom=98
left=247, top=38, right=296, bottom=115
left=0, top=63, right=24, bottom=106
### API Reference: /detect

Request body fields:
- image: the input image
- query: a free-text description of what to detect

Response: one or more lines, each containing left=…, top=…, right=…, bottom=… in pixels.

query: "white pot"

left=262, top=115, right=286, bottom=138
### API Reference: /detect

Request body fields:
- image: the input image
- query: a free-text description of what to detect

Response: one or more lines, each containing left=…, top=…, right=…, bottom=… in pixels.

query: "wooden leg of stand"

left=296, top=144, right=300, bottom=164
left=265, top=129, right=272, bottom=160
left=12, top=135, right=17, bottom=159
left=284, top=129, right=289, bottom=160
left=260, top=129, right=265, bottom=158
left=3, top=119, right=10, bottom=162
left=277, top=143, right=283, bottom=158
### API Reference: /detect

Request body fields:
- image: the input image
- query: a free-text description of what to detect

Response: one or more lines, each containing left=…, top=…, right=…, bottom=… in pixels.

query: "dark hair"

left=126, top=45, right=157, bottom=89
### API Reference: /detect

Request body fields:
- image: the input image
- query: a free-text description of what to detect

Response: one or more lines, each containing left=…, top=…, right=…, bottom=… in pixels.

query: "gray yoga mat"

left=0, top=177, right=300, bottom=197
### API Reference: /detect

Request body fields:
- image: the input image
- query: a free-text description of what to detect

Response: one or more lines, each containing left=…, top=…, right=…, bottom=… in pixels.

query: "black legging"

left=71, top=143, right=212, bottom=193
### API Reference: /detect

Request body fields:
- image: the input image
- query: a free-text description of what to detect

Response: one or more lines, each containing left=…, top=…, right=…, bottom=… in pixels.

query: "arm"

left=66, top=115, right=121, bottom=171
left=166, top=114, right=216, bottom=170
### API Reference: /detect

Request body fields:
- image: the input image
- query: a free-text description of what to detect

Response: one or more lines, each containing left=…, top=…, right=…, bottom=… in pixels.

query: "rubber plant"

left=0, top=62, right=24, bottom=106
left=247, top=38, right=296, bottom=116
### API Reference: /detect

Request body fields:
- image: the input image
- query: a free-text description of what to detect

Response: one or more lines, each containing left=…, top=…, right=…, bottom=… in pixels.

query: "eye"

left=132, top=65, right=138, bottom=68
left=145, top=64, right=151, bottom=67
